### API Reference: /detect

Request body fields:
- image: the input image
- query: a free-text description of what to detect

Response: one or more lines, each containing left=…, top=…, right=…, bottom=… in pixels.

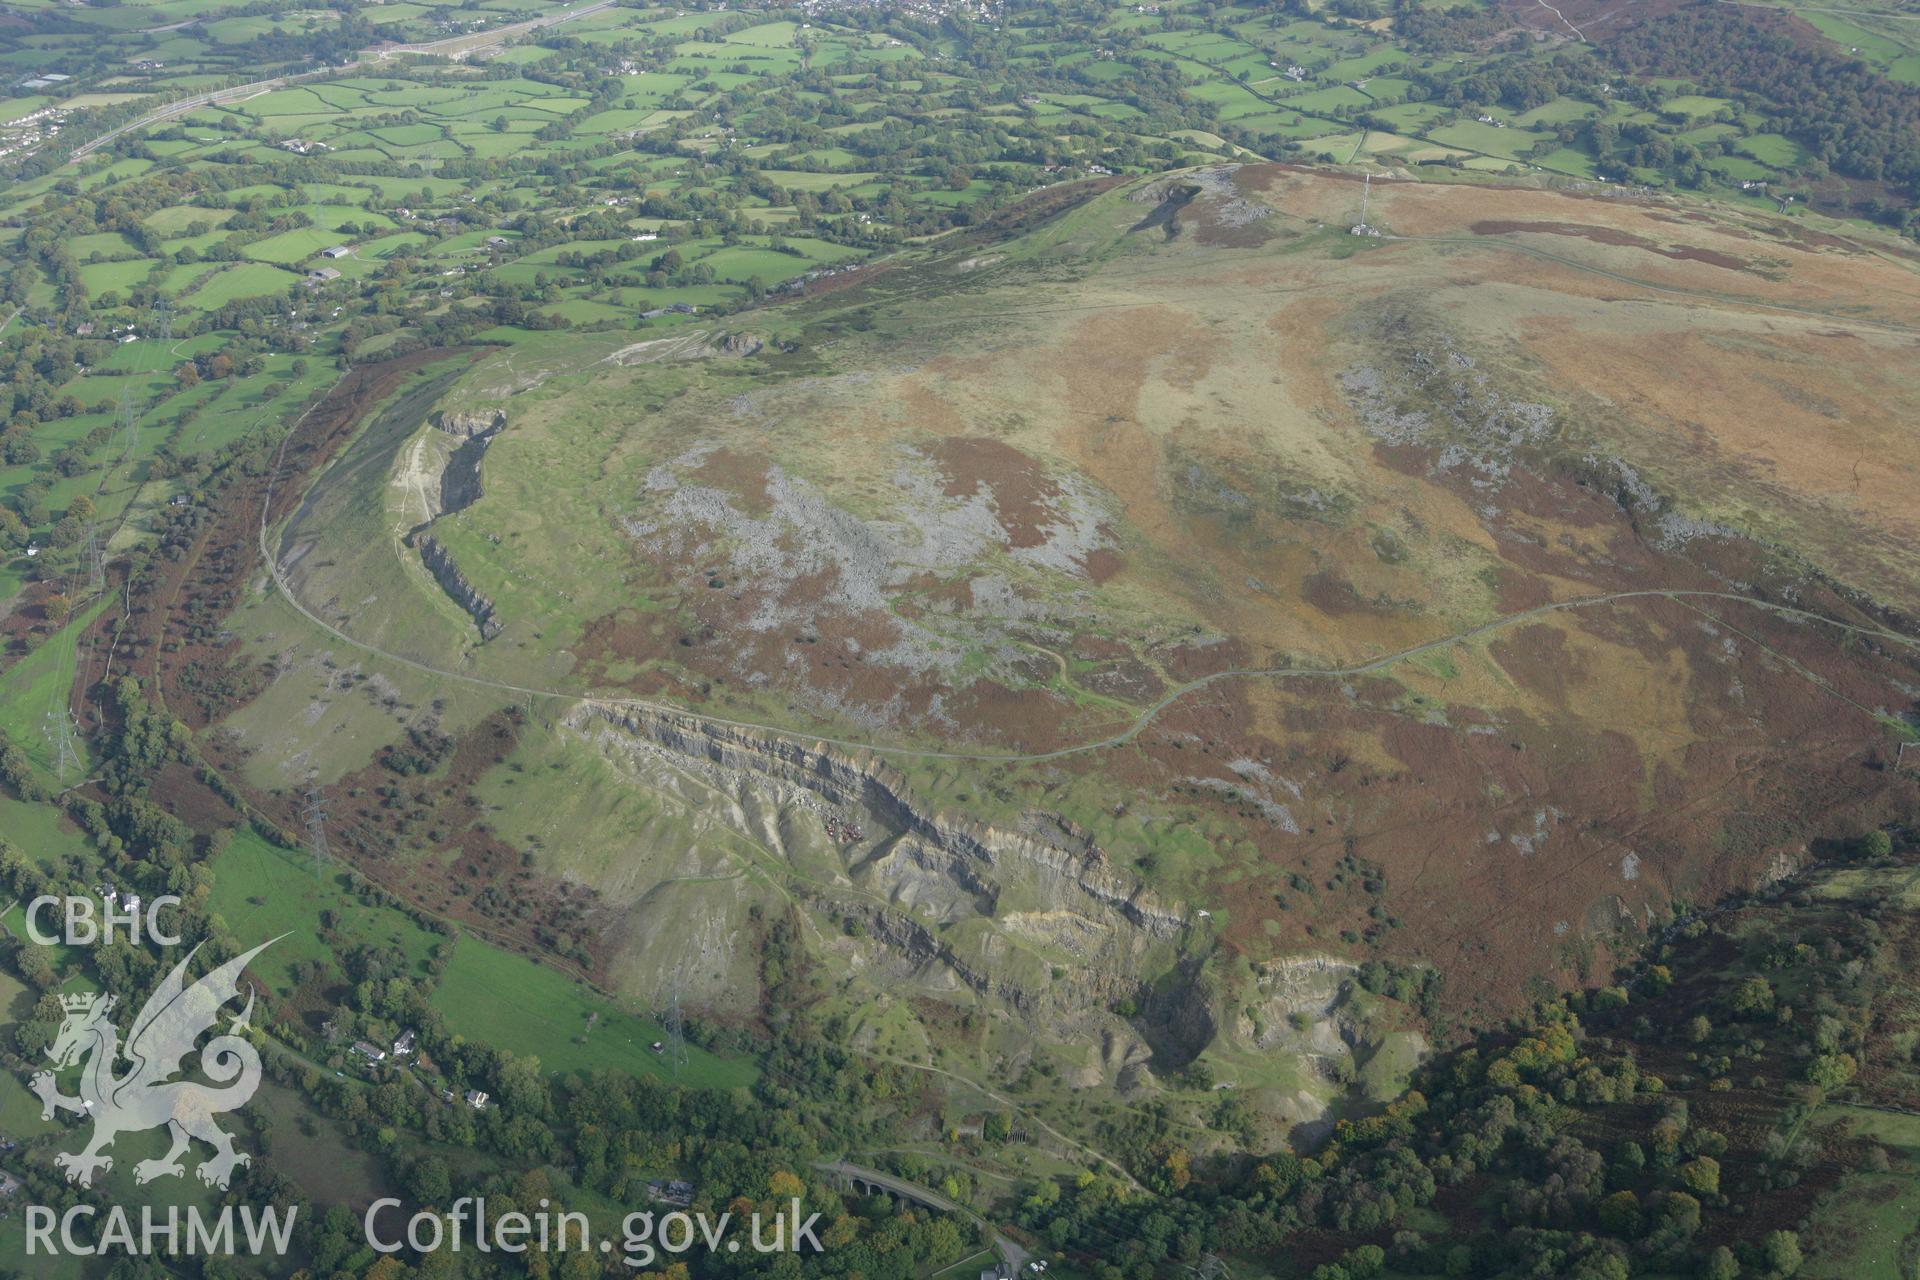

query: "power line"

left=114, top=299, right=171, bottom=473
left=113, top=353, right=143, bottom=466
left=665, top=967, right=688, bottom=1076
left=1187, top=1254, right=1233, bottom=1280
left=82, top=520, right=104, bottom=596
left=302, top=780, right=331, bottom=872
left=44, top=706, right=79, bottom=782
left=37, top=531, right=90, bottom=783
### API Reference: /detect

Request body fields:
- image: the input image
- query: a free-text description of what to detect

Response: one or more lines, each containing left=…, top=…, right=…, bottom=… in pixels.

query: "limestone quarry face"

left=432, top=407, right=508, bottom=440
left=418, top=535, right=502, bottom=641
left=400, top=410, right=508, bottom=639
left=565, top=699, right=1422, bottom=1111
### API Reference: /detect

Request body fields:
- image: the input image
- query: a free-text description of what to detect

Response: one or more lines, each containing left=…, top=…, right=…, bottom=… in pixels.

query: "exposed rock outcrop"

left=576, top=702, right=1184, bottom=933
left=427, top=409, right=505, bottom=517
left=571, top=702, right=1186, bottom=1026
left=439, top=433, right=495, bottom=516
left=565, top=700, right=1426, bottom=1112
left=1135, top=956, right=1218, bottom=1070
left=418, top=535, right=502, bottom=641
left=433, top=407, right=507, bottom=439
left=403, top=407, right=507, bottom=638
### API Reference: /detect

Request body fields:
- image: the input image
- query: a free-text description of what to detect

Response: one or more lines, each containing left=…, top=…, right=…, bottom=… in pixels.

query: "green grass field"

left=208, top=830, right=444, bottom=1000
left=243, top=227, right=344, bottom=265
left=1802, top=10, right=1920, bottom=86
left=76, top=258, right=158, bottom=296
left=0, top=899, right=86, bottom=975
left=1740, top=132, right=1811, bottom=168
left=0, top=599, right=109, bottom=782
left=429, top=937, right=755, bottom=1088
left=183, top=262, right=303, bottom=307
left=1800, top=1105, right=1920, bottom=1279
left=0, top=791, right=93, bottom=869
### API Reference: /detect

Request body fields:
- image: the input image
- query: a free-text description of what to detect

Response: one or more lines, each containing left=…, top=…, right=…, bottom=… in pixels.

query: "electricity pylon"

left=45, top=707, right=79, bottom=783
left=665, top=970, right=689, bottom=1075
left=303, top=781, right=331, bottom=871
left=82, top=521, right=104, bottom=596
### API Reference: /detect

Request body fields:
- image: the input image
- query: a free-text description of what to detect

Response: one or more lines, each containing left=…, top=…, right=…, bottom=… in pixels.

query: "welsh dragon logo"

left=30, top=938, right=278, bottom=1189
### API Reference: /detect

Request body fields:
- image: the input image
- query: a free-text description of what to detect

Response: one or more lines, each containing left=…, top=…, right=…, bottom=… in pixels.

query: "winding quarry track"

left=256, top=405, right=1920, bottom=766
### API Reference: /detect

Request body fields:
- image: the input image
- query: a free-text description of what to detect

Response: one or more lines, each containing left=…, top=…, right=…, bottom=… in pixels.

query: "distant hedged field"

left=0, top=0, right=1916, bottom=602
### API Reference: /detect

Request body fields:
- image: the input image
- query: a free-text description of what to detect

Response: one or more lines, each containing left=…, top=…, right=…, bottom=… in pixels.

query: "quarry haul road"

left=257, top=399, right=1920, bottom=767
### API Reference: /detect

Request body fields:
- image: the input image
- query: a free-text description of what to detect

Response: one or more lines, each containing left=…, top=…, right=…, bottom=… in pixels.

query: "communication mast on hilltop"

left=1350, top=172, right=1380, bottom=238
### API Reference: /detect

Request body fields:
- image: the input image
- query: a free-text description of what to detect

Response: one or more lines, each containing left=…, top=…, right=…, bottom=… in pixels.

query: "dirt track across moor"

left=256, top=406, right=1920, bottom=765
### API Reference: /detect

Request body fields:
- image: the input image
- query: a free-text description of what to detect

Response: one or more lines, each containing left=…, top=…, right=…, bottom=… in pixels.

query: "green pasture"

left=207, top=829, right=443, bottom=1001
left=1799, top=1106, right=1920, bottom=1279
left=1659, top=94, right=1734, bottom=119
left=183, top=262, right=302, bottom=308
left=77, top=258, right=158, bottom=296
left=429, top=936, right=755, bottom=1087
left=0, top=792, right=92, bottom=870
left=243, top=226, right=342, bottom=264
left=1802, top=11, right=1920, bottom=86
left=143, top=204, right=233, bottom=234
left=1739, top=132, right=1810, bottom=168
left=0, top=599, right=110, bottom=783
